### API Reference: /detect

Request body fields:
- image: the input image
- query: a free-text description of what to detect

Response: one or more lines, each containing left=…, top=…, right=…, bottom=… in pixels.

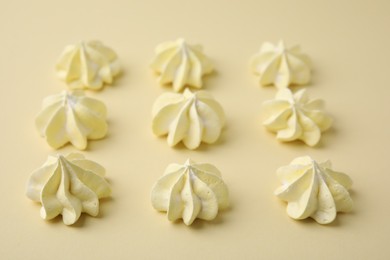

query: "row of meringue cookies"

left=149, top=39, right=229, bottom=224
left=28, top=41, right=121, bottom=225
left=36, top=41, right=120, bottom=150
left=251, top=41, right=332, bottom=146
left=26, top=152, right=353, bottom=226
left=150, top=38, right=225, bottom=149
left=251, top=41, right=353, bottom=223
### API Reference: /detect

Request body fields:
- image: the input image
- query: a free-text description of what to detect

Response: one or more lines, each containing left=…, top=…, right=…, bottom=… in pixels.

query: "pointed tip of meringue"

left=183, top=87, right=193, bottom=94
left=183, top=88, right=197, bottom=99
left=277, top=40, right=287, bottom=52
left=184, top=158, right=194, bottom=166
left=56, top=154, right=67, bottom=162
left=177, top=38, right=186, bottom=44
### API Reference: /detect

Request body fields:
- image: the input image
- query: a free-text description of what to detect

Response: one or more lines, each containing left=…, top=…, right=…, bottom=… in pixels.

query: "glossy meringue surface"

left=152, top=88, right=225, bottom=149
left=151, top=159, right=229, bottom=225
left=151, top=38, right=213, bottom=92
left=251, top=41, right=311, bottom=88
left=275, top=156, right=353, bottom=224
left=56, top=41, right=121, bottom=90
left=262, top=88, right=332, bottom=146
left=26, top=153, right=111, bottom=225
left=35, top=90, right=108, bottom=150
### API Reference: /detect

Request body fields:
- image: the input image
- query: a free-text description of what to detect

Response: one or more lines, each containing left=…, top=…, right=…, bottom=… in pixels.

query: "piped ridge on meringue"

left=56, top=41, right=121, bottom=90
left=275, top=156, right=353, bottom=224
left=26, top=153, right=111, bottom=225
left=151, top=159, right=229, bottom=225
left=152, top=88, right=225, bottom=149
left=151, top=38, right=214, bottom=92
left=251, top=40, right=311, bottom=88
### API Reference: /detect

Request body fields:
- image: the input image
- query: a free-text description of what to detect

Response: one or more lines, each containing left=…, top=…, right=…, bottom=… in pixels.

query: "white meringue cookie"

left=151, top=38, right=214, bottom=92
left=151, top=159, right=229, bottom=225
left=275, top=156, right=353, bottom=224
left=35, top=90, right=108, bottom=150
left=26, top=153, right=111, bottom=225
left=251, top=41, right=311, bottom=88
left=56, top=41, right=121, bottom=90
left=262, top=88, right=332, bottom=146
left=152, top=88, right=225, bottom=149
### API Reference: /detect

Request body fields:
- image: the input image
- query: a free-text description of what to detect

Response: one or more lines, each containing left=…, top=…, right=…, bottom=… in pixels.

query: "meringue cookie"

left=275, top=156, right=353, bottom=224
left=262, top=88, right=332, bottom=146
left=152, top=88, right=225, bottom=149
left=56, top=41, right=121, bottom=90
left=150, top=38, right=213, bottom=92
left=151, top=159, right=229, bottom=225
left=26, top=153, right=111, bottom=225
left=36, top=90, right=108, bottom=150
left=251, top=41, right=311, bottom=88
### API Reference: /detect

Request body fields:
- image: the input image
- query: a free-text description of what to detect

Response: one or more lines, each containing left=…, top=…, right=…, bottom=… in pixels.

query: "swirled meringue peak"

left=152, top=88, right=225, bottom=149
left=150, top=38, right=214, bottom=92
left=275, top=156, right=353, bottom=224
left=36, top=90, right=108, bottom=150
left=151, top=159, right=229, bottom=225
left=56, top=41, right=121, bottom=90
left=251, top=41, right=311, bottom=88
left=262, top=88, right=332, bottom=146
left=26, top=153, right=111, bottom=225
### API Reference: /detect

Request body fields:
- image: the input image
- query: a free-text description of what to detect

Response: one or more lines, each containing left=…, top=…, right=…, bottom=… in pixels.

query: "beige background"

left=1, top=0, right=390, bottom=259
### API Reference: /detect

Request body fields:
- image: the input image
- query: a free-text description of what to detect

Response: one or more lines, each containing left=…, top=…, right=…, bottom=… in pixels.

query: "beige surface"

left=1, top=0, right=390, bottom=259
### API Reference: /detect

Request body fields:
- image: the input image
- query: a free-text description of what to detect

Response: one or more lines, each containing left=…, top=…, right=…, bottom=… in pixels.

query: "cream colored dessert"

left=150, top=38, right=213, bottom=92
left=274, top=156, right=353, bottom=224
left=151, top=159, right=229, bottom=225
left=251, top=41, right=311, bottom=88
left=56, top=41, right=121, bottom=90
left=26, top=153, right=111, bottom=225
left=262, top=88, right=332, bottom=146
left=36, top=90, right=108, bottom=150
left=152, top=88, right=225, bottom=149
